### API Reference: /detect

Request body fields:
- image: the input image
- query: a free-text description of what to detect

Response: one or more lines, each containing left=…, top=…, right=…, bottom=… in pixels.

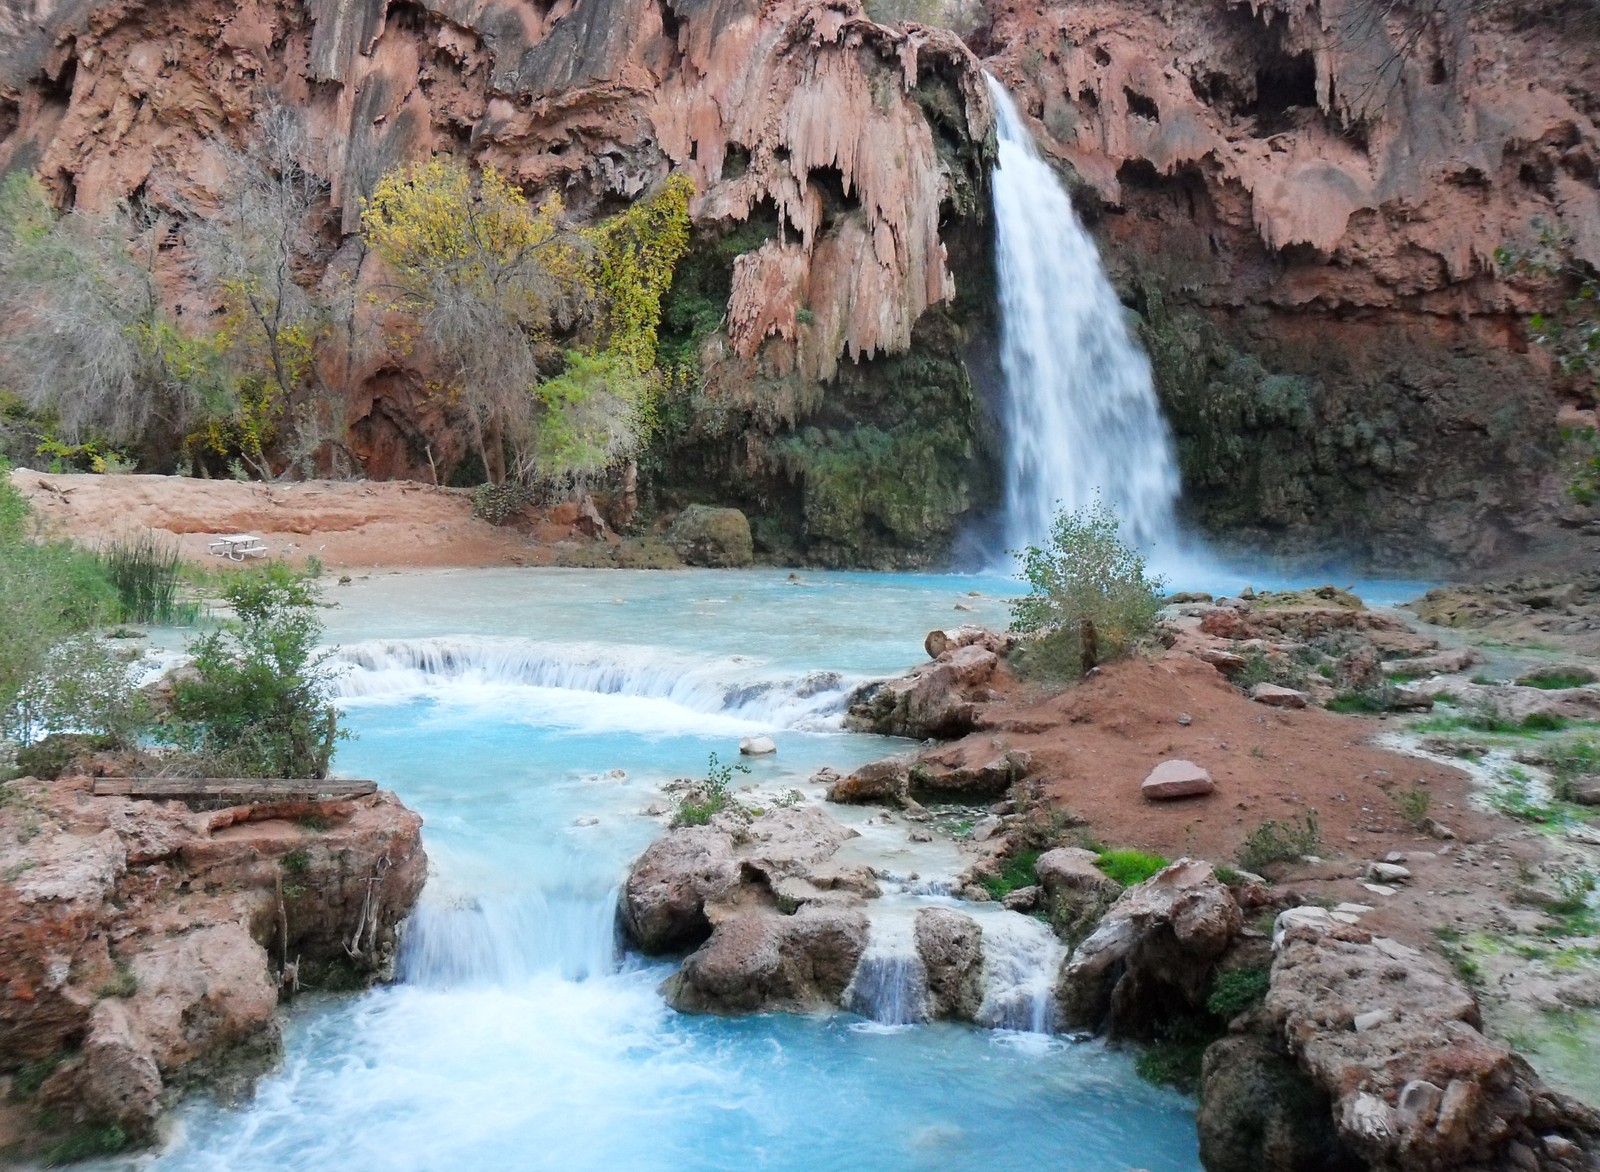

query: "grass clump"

left=1095, top=848, right=1170, bottom=887
left=1393, top=785, right=1432, bottom=828
left=95, top=961, right=139, bottom=1000
left=1008, top=497, right=1164, bottom=681
left=1206, top=966, right=1270, bottom=1021
left=96, top=530, right=189, bottom=625
left=672, top=752, right=750, bottom=827
left=1237, top=811, right=1321, bottom=873
left=1327, top=691, right=1388, bottom=714
left=1516, top=667, right=1597, bottom=690
left=1132, top=1018, right=1214, bottom=1093
left=1549, top=737, right=1600, bottom=802
left=44, top=1123, right=131, bottom=1166
left=979, top=849, right=1041, bottom=900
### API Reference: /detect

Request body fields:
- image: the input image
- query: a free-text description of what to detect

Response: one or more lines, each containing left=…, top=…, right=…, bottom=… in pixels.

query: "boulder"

left=1057, top=859, right=1242, bottom=1033
left=1141, top=759, right=1215, bottom=800
left=924, top=626, right=1012, bottom=659
left=1251, top=683, right=1309, bottom=709
left=826, top=755, right=911, bottom=805
left=663, top=905, right=869, bottom=1015
left=1035, top=847, right=1120, bottom=899
left=738, top=735, right=777, bottom=756
left=915, top=908, right=985, bottom=1021
left=620, top=827, right=740, bottom=954
left=844, top=644, right=997, bottom=739
left=908, top=742, right=1032, bottom=798
left=1569, top=778, right=1600, bottom=806
left=666, top=505, right=753, bottom=568
left=1379, top=647, right=1481, bottom=677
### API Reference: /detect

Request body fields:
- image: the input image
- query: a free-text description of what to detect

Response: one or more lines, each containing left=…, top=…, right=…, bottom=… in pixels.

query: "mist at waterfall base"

left=978, top=75, right=1434, bottom=598
left=137, top=570, right=1199, bottom=1172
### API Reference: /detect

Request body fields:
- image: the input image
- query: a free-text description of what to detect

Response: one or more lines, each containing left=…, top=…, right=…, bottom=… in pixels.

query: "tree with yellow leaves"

left=363, top=160, right=589, bottom=482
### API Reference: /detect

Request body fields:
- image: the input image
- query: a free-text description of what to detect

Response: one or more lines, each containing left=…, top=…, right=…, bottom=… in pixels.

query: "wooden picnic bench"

left=92, top=778, right=377, bottom=803
left=208, top=534, right=268, bottom=560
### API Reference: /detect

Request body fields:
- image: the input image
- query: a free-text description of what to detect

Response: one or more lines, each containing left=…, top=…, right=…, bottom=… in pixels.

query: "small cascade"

left=845, top=915, right=929, bottom=1027
left=332, top=636, right=854, bottom=729
left=976, top=913, right=1063, bottom=1034
left=985, top=74, right=1183, bottom=554
left=398, top=887, right=620, bottom=988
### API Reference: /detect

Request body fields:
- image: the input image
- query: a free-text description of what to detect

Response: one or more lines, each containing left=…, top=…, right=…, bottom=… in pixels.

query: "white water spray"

left=845, top=914, right=929, bottom=1027
left=986, top=75, right=1182, bottom=555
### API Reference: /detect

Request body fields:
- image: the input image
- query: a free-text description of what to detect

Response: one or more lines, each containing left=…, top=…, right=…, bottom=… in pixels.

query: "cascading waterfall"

left=976, top=913, right=1063, bottom=1033
left=333, top=636, right=854, bottom=730
left=398, top=887, right=621, bottom=988
left=985, top=74, right=1183, bottom=555
left=845, top=915, right=930, bottom=1027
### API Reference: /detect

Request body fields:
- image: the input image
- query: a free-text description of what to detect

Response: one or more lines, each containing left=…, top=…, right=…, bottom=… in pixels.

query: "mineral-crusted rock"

left=0, top=773, right=425, bottom=1147
left=662, top=904, right=870, bottom=1015
left=915, top=907, right=985, bottom=1022
left=1197, top=1034, right=1364, bottom=1172
left=666, top=506, right=754, bottom=568
left=1057, top=858, right=1242, bottom=1034
left=844, top=644, right=998, bottom=739
left=620, top=826, right=741, bottom=954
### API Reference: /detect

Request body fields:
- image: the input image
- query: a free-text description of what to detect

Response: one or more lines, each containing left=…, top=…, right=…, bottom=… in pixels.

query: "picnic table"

left=208, top=534, right=268, bottom=560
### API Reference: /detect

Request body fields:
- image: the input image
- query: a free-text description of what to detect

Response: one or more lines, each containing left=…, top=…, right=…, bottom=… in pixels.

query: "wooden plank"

left=92, top=778, right=376, bottom=801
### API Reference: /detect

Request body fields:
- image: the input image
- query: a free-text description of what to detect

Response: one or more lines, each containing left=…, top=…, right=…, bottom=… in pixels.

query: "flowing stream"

left=128, top=568, right=1201, bottom=1172
left=986, top=75, right=1183, bottom=555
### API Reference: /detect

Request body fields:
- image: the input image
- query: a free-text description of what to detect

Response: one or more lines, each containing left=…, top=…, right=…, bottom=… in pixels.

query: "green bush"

left=1327, top=691, right=1388, bottom=714
left=167, top=564, right=344, bottom=778
left=1008, top=498, right=1165, bottom=680
left=1238, top=812, right=1321, bottom=873
left=1095, top=848, right=1170, bottom=887
left=672, top=751, right=749, bottom=827
left=0, top=466, right=134, bottom=750
left=1206, top=966, right=1269, bottom=1021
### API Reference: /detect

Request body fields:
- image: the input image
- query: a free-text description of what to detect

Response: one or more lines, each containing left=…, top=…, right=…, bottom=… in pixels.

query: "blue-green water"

left=138, top=569, right=1201, bottom=1172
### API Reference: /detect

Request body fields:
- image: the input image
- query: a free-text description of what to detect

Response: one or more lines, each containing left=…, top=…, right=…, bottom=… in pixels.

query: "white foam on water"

left=844, top=912, right=929, bottom=1027
left=331, top=636, right=858, bottom=734
left=976, top=911, right=1064, bottom=1034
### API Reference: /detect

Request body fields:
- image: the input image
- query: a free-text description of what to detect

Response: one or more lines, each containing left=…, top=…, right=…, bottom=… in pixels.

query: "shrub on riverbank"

left=167, top=563, right=345, bottom=778
left=1008, top=498, right=1164, bottom=680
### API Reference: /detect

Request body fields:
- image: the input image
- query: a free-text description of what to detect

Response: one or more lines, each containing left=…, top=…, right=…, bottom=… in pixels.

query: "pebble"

left=1353, top=1009, right=1390, bottom=1032
left=573, top=816, right=599, bottom=827
left=1176, top=713, right=1192, bottom=726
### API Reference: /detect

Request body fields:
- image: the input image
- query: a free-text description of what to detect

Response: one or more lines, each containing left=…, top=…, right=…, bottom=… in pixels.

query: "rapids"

left=126, top=568, right=1202, bottom=1172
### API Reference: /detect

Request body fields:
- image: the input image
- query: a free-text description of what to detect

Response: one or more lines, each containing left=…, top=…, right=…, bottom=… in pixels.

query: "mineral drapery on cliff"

left=0, top=0, right=998, bottom=567
left=981, top=0, right=1600, bottom=570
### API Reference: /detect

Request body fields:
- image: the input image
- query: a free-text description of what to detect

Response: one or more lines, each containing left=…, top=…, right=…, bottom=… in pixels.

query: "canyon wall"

left=980, top=0, right=1600, bottom=570
left=1, top=0, right=1597, bottom=569
left=0, top=0, right=999, bottom=566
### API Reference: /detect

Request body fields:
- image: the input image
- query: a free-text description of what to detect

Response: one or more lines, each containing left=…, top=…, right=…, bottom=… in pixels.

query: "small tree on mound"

left=1008, top=498, right=1165, bottom=680
left=170, top=564, right=344, bottom=778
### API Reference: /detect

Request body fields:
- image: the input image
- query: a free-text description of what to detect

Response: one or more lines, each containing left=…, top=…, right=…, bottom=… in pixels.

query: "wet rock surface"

left=0, top=772, right=426, bottom=1152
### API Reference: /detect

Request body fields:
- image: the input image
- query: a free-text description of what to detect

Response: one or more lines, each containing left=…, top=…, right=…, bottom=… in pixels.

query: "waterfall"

left=332, top=636, right=854, bottom=730
left=845, top=915, right=929, bottom=1027
left=398, top=887, right=621, bottom=988
left=976, top=913, right=1062, bottom=1034
left=985, top=74, right=1182, bottom=555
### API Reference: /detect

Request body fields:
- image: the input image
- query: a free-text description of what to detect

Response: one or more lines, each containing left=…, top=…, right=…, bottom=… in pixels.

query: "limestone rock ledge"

left=1202, top=923, right=1600, bottom=1172
left=0, top=773, right=426, bottom=1153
